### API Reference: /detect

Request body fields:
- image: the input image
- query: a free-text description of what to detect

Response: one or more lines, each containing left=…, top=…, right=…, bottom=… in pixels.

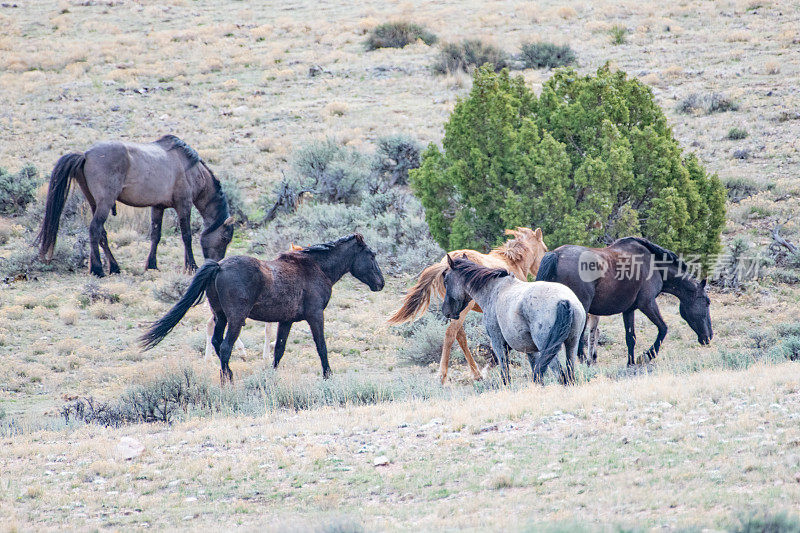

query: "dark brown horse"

left=36, top=135, right=234, bottom=277
left=140, top=234, right=385, bottom=383
left=536, top=237, right=712, bottom=366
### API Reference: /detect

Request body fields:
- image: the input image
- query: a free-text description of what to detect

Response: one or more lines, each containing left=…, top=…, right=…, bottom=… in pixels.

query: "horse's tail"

left=387, top=262, right=447, bottom=324
left=35, top=153, right=85, bottom=262
left=535, top=251, right=558, bottom=282
left=140, top=260, right=221, bottom=350
left=535, top=300, right=574, bottom=376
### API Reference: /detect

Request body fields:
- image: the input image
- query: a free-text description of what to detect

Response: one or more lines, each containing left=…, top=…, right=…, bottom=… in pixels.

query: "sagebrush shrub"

left=287, top=138, right=373, bottom=205
left=373, top=134, right=421, bottom=187
left=258, top=136, right=441, bottom=274
left=0, top=164, right=39, bottom=215
left=251, top=199, right=442, bottom=275
left=732, top=510, right=800, bottom=533
left=152, top=272, right=191, bottom=303
left=519, top=42, right=576, bottom=69
left=433, top=40, right=508, bottom=74
left=0, top=235, right=87, bottom=279
left=677, top=92, right=739, bottom=114
left=412, top=65, right=726, bottom=271
left=364, top=21, right=436, bottom=50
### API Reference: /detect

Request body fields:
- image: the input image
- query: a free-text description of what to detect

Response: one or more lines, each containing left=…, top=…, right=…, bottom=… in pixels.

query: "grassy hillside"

left=2, top=0, right=800, bottom=530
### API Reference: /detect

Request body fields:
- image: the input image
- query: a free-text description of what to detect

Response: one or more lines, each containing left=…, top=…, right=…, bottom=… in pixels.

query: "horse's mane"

left=158, top=134, right=230, bottom=235
left=451, top=257, right=512, bottom=292
left=156, top=134, right=202, bottom=168
left=200, top=166, right=230, bottom=236
left=297, top=233, right=364, bottom=256
left=616, top=236, right=691, bottom=276
left=491, top=238, right=528, bottom=263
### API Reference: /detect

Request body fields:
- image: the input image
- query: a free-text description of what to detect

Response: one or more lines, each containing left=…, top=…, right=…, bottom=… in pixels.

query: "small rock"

left=373, top=455, right=390, bottom=467
left=115, top=437, right=145, bottom=461
left=794, top=472, right=800, bottom=483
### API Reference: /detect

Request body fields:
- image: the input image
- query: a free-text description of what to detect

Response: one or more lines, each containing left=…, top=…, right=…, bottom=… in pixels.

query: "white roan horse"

left=441, top=255, right=586, bottom=384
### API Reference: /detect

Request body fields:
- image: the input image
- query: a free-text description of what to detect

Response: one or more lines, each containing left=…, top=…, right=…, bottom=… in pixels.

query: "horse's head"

left=201, top=216, right=235, bottom=261
left=505, top=227, right=548, bottom=278
left=441, top=254, right=471, bottom=319
left=679, top=278, right=713, bottom=345
left=350, top=234, right=384, bottom=292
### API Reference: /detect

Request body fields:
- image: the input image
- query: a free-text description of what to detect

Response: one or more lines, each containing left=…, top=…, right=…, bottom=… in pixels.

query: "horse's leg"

left=145, top=206, right=164, bottom=270
left=307, top=311, right=331, bottom=379
left=263, top=323, right=273, bottom=360
left=273, top=321, right=293, bottom=370
left=176, top=205, right=198, bottom=272
left=99, top=227, right=120, bottom=274
left=456, top=327, right=482, bottom=381
left=485, top=320, right=510, bottom=385
left=235, top=337, right=247, bottom=359
left=438, top=302, right=473, bottom=384
left=623, top=309, right=637, bottom=366
left=204, top=316, right=214, bottom=359
left=587, top=314, right=600, bottom=365
left=219, top=316, right=244, bottom=385
left=638, top=300, right=668, bottom=362
left=88, top=203, right=113, bottom=277
left=211, top=313, right=226, bottom=357
left=563, top=333, right=580, bottom=385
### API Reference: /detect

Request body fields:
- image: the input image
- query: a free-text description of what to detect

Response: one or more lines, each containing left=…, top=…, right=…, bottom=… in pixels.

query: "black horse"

left=536, top=237, right=712, bottom=366
left=141, top=234, right=384, bottom=383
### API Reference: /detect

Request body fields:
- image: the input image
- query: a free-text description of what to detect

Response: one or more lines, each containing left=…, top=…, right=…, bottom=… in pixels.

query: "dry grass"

left=2, top=0, right=800, bottom=529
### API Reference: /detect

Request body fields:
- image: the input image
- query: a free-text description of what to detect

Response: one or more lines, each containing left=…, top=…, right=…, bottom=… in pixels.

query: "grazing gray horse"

left=441, top=255, right=586, bottom=384
left=36, top=135, right=234, bottom=276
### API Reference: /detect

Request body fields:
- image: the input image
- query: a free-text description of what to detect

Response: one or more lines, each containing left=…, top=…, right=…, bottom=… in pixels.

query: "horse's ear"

left=353, top=233, right=365, bottom=244
left=504, top=228, right=519, bottom=239
left=700, top=278, right=707, bottom=289
left=446, top=254, right=455, bottom=269
left=533, top=228, right=542, bottom=239
left=223, top=216, right=235, bottom=226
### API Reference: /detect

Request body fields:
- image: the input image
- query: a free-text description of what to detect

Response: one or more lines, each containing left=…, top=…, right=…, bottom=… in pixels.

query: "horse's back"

left=495, top=280, right=584, bottom=353
left=83, top=140, right=182, bottom=207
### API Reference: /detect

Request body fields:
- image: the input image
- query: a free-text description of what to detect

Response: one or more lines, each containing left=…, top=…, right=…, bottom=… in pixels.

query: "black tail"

left=536, top=251, right=558, bottom=281
left=535, top=300, right=574, bottom=375
left=35, top=153, right=85, bottom=261
left=140, top=260, right=221, bottom=350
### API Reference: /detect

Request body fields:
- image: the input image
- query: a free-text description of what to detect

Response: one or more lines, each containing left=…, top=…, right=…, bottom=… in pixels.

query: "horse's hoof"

left=109, top=265, right=121, bottom=275
left=90, top=267, right=105, bottom=278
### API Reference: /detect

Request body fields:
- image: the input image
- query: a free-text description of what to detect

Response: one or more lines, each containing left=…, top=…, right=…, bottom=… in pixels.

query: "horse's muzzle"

left=698, top=336, right=711, bottom=346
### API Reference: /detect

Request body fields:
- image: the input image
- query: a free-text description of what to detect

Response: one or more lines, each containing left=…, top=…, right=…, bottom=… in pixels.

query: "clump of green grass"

left=364, top=21, right=437, bottom=50
left=608, top=25, right=628, bottom=45
left=519, top=42, right=576, bottom=69
left=727, top=127, right=749, bottom=140
left=433, top=39, right=508, bottom=74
